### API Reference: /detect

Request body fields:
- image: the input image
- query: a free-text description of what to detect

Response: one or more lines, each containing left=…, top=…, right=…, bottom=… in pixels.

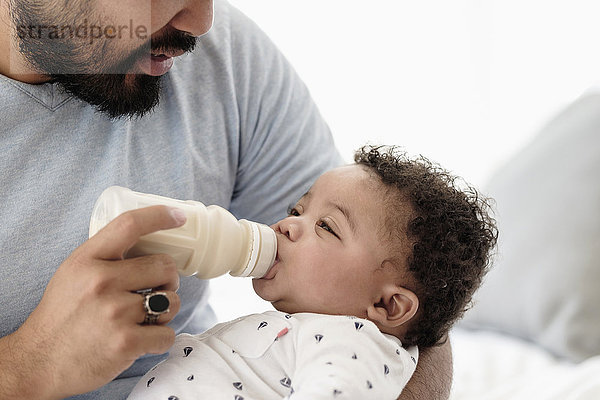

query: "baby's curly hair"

left=354, top=145, right=498, bottom=348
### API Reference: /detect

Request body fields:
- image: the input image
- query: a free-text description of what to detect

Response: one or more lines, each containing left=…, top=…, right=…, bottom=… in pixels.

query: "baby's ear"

left=367, top=285, right=419, bottom=329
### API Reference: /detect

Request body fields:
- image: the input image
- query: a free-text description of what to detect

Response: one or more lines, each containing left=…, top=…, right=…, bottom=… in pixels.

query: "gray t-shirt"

left=0, top=1, right=342, bottom=398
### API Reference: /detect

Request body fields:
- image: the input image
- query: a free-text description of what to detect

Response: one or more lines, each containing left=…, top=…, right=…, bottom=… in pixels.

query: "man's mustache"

left=115, top=27, right=197, bottom=73
left=151, top=26, right=197, bottom=54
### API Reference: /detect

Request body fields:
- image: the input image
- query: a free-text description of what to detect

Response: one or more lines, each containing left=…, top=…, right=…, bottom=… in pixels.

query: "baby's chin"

left=251, top=278, right=276, bottom=303
left=271, top=301, right=300, bottom=316
left=251, top=280, right=301, bottom=314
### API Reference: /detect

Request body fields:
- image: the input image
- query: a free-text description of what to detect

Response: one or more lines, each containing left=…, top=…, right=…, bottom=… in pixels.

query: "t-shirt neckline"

left=0, top=73, right=73, bottom=111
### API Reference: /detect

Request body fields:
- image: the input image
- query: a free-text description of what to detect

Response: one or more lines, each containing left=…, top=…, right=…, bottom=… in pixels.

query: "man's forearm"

left=398, top=340, right=453, bottom=400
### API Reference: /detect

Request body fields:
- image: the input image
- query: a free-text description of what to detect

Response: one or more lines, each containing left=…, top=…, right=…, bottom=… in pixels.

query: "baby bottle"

left=88, top=186, right=277, bottom=279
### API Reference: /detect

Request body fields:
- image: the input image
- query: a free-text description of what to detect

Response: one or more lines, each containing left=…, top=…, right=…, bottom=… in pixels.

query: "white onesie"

left=128, top=311, right=418, bottom=400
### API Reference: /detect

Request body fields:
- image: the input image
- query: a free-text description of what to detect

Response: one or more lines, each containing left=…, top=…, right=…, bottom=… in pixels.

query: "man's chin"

left=52, top=72, right=163, bottom=119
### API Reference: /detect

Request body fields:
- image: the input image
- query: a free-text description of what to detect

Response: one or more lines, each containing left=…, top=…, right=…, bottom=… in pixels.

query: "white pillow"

left=460, top=91, right=600, bottom=362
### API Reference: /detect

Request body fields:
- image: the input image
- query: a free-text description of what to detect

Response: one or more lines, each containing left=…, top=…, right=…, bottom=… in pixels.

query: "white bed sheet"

left=450, top=328, right=600, bottom=400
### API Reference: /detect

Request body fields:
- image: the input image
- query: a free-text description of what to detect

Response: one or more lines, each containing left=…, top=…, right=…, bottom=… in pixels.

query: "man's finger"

left=112, top=291, right=181, bottom=326
left=86, top=205, right=186, bottom=260
left=133, top=325, right=177, bottom=355
left=111, top=254, right=180, bottom=292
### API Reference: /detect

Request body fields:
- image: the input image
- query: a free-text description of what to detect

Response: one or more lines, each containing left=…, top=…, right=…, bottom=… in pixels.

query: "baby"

left=128, top=145, right=497, bottom=400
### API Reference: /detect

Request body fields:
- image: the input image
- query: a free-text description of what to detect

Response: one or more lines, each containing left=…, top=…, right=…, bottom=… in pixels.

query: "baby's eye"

left=317, top=219, right=339, bottom=239
left=287, top=207, right=300, bottom=217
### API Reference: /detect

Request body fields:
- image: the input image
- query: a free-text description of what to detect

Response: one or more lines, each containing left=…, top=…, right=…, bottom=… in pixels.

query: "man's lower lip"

left=137, top=55, right=174, bottom=76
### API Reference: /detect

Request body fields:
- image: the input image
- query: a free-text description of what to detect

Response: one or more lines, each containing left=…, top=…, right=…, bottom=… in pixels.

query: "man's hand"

left=398, top=340, right=453, bottom=400
left=0, top=205, right=186, bottom=400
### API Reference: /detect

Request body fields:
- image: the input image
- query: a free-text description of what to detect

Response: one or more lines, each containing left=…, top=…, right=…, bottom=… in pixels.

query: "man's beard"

left=11, top=2, right=197, bottom=119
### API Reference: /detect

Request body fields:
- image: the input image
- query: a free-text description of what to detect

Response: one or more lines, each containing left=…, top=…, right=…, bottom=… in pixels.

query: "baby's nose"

left=277, top=217, right=301, bottom=241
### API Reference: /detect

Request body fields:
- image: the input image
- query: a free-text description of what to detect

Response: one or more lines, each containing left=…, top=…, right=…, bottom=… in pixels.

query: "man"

left=0, top=0, right=452, bottom=398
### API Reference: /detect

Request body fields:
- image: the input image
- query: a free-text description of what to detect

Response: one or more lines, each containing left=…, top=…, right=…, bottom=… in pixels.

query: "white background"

left=211, top=0, right=600, bottom=322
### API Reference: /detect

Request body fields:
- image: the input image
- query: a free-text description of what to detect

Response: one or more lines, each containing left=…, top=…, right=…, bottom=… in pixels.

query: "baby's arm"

left=287, top=316, right=417, bottom=400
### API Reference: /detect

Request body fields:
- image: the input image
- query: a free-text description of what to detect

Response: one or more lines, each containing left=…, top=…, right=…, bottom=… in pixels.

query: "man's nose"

left=169, top=0, right=214, bottom=37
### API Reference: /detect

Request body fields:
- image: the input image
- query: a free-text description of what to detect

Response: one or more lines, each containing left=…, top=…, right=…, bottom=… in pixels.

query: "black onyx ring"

left=140, top=291, right=170, bottom=325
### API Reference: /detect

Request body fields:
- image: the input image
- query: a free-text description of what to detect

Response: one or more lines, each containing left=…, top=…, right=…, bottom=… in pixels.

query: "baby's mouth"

left=260, top=254, right=279, bottom=280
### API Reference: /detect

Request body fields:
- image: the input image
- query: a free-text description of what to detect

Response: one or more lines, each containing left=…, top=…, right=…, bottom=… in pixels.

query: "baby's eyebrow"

left=300, top=190, right=356, bottom=234
left=329, top=200, right=356, bottom=235
left=295, top=190, right=312, bottom=206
